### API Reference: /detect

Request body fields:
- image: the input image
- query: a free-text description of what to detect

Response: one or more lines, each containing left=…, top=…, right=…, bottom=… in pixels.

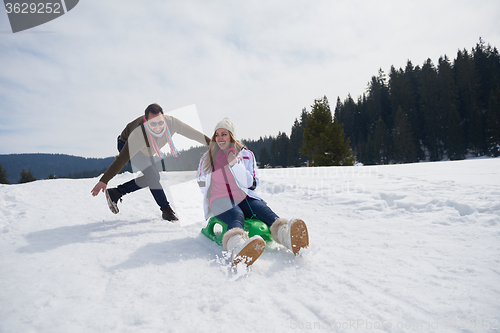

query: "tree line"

left=335, top=38, right=500, bottom=164
left=0, top=163, right=111, bottom=184
left=0, top=165, right=38, bottom=184
left=0, top=154, right=119, bottom=184
left=244, top=39, right=500, bottom=167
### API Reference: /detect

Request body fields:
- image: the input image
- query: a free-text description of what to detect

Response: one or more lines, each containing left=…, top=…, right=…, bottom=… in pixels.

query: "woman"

left=196, top=118, right=309, bottom=266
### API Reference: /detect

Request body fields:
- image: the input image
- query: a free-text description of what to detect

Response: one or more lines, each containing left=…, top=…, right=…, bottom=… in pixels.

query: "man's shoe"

left=105, top=188, right=123, bottom=214
left=162, top=205, right=179, bottom=221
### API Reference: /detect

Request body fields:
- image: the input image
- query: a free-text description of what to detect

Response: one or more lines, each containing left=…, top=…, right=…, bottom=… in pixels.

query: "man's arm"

left=169, top=116, right=210, bottom=146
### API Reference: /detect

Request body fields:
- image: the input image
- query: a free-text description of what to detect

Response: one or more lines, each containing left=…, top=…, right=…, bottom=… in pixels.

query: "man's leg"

left=132, top=164, right=170, bottom=210
left=124, top=152, right=176, bottom=220
left=114, top=136, right=138, bottom=195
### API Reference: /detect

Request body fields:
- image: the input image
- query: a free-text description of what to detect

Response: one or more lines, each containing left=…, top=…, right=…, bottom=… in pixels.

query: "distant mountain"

left=0, top=147, right=209, bottom=184
left=0, top=154, right=116, bottom=184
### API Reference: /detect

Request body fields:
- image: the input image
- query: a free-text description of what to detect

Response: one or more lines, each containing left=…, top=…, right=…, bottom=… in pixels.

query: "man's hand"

left=91, top=181, right=107, bottom=197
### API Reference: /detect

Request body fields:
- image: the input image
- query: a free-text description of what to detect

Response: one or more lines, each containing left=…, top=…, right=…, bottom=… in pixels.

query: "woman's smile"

left=215, top=128, right=231, bottom=151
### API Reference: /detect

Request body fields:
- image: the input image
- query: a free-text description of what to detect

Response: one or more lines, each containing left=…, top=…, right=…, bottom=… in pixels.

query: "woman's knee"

left=246, top=199, right=279, bottom=226
left=216, top=209, right=245, bottom=230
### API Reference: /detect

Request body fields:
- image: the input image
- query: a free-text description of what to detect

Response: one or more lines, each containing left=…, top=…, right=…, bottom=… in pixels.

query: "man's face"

left=147, top=114, right=165, bottom=134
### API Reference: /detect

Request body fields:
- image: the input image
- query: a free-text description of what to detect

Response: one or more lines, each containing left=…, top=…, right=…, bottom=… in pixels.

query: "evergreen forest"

left=246, top=38, right=500, bottom=166
left=335, top=38, right=500, bottom=164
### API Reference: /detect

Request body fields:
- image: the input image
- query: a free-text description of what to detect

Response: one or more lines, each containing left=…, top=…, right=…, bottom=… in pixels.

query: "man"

left=91, top=103, right=210, bottom=221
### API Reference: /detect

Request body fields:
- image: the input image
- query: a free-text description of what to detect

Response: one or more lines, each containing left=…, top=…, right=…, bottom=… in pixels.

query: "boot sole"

left=290, top=219, right=309, bottom=255
left=162, top=215, right=179, bottom=222
left=105, top=189, right=119, bottom=214
left=233, top=237, right=266, bottom=267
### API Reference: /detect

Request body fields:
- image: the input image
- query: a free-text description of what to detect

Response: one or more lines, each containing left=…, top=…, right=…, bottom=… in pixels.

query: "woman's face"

left=147, top=114, right=165, bottom=134
left=215, top=128, right=231, bottom=151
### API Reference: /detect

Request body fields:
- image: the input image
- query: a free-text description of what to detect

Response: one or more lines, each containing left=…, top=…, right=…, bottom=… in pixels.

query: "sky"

left=1, top=0, right=499, bottom=158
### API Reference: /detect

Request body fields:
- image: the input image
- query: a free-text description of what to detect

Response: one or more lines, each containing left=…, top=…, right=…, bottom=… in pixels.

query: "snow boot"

left=270, top=218, right=309, bottom=255
left=105, top=188, right=123, bottom=214
left=222, top=227, right=266, bottom=266
left=161, top=205, right=179, bottom=222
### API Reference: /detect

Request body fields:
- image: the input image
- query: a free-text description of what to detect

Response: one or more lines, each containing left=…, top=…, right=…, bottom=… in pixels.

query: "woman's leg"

left=211, top=197, right=245, bottom=230
left=239, top=197, right=279, bottom=227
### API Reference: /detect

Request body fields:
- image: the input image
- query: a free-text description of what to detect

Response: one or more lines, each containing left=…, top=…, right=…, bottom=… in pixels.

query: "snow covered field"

left=1, top=158, right=499, bottom=333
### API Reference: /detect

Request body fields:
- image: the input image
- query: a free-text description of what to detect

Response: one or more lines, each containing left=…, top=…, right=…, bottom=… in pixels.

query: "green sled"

left=201, top=216, right=274, bottom=246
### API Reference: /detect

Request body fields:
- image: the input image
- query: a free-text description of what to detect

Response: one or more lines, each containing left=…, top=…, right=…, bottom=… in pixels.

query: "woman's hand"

left=91, top=181, right=107, bottom=197
left=227, top=148, right=237, bottom=166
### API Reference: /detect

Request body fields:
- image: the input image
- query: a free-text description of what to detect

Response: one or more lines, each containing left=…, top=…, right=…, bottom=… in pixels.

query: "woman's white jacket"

left=196, top=148, right=262, bottom=220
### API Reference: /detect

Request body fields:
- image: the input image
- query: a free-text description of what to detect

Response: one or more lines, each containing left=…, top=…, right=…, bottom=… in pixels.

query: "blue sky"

left=1, top=0, right=499, bottom=158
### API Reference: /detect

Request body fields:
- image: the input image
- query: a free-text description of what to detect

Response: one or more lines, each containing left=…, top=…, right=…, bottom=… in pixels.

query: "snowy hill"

left=1, top=159, right=499, bottom=333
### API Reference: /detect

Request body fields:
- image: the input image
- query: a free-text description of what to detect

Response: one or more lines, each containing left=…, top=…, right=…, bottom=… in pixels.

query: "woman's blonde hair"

left=203, top=130, right=244, bottom=173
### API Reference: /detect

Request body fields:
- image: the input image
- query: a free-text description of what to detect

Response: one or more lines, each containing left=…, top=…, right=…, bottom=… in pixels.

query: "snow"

left=1, top=158, right=500, bottom=333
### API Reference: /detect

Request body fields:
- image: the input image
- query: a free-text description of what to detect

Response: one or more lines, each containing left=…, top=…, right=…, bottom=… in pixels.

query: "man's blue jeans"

left=211, top=196, right=279, bottom=230
left=116, top=137, right=169, bottom=210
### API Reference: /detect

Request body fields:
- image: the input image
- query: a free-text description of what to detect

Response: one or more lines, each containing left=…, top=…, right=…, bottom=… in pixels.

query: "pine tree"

left=389, top=61, right=422, bottom=161
left=366, top=76, right=382, bottom=126
left=438, top=55, right=465, bottom=160
left=360, top=135, right=376, bottom=165
left=487, top=88, right=500, bottom=156
left=301, top=96, right=333, bottom=166
left=347, top=95, right=363, bottom=147
left=392, top=107, right=417, bottom=163
left=473, top=38, right=495, bottom=111
left=330, top=118, right=356, bottom=166
left=419, top=58, right=443, bottom=160
left=454, top=49, right=482, bottom=155
left=287, top=109, right=308, bottom=167
left=372, top=117, right=389, bottom=164
left=259, top=146, right=270, bottom=167
left=473, top=39, right=500, bottom=155
left=301, top=96, right=355, bottom=166
left=270, top=132, right=289, bottom=167
left=0, top=164, right=9, bottom=184
left=18, top=169, right=37, bottom=184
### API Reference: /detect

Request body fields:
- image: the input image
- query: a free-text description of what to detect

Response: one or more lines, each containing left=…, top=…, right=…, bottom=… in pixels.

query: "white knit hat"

left=214, top=117, right=236, bottom=139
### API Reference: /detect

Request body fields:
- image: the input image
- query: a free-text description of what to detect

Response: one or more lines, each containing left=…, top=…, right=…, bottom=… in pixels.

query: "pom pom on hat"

left=214, top=117, right=236, bottom=139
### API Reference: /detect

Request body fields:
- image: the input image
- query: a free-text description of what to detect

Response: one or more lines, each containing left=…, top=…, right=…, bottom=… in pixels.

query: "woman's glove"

left=227, top=148, right=237, bottom=166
